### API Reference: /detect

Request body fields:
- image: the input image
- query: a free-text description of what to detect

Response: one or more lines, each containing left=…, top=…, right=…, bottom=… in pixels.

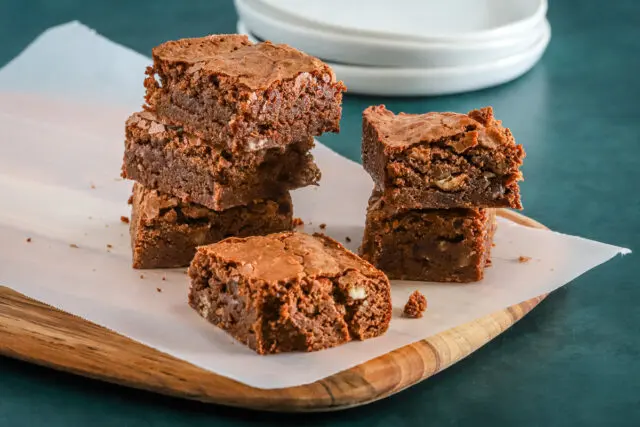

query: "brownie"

left=188, top=232, right=392, bottom=354
left=122, top=111, right=320, bottom=211
left=362, top=105, right=525, bottom=210
left=360, top=192, right=496, bottom=282
left=403, top=291, right=427, bottom=318
left=144, top=35, right=346, bottom=153
left=130, top=183, right=293, bottom=269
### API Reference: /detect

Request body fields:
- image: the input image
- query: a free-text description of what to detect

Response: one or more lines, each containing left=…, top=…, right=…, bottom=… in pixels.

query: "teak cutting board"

left=0, top=210, right=546, bottom=412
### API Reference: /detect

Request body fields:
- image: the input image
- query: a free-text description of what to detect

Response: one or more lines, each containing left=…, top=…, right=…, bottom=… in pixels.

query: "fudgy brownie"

left=144, top=35, right=346, bottom=153
left=362, top=105, right=525, bottom=210
left=122, top=111, right=320, bottom=211
left=360, top=191, right=496, bottom=283
left=130, top=183, right=292, bottom=269
left=188, top=232, right=392, bottom=354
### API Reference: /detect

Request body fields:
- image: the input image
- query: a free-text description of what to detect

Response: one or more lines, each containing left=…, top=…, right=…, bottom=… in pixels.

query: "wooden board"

left=0, top=210, right=546, bottom=412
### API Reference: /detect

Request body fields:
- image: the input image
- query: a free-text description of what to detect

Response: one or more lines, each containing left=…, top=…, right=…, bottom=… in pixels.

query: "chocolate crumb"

left=120, top=215, right=130, bottom=224
left=69, top=244, right=79, bottom=249
left=518, top=256, right=532, bottom=263
left=403, top=290, right=427, bottom=318
left=140, top=274, right=144, bottom=279
left=292, top=217, right=304, bottom=227
left=106, top=244, right=113, bottom=249
left=162, top=275, right=166, bottom=281
left=345, top=236, right=352, bottom=243
left=319, top=223, right=327, bottom=230
left=26, top=238, right=31, bottom=243
left=156, top=288, right=162, bottom=293
left=127, top=195, right=133, bottom=205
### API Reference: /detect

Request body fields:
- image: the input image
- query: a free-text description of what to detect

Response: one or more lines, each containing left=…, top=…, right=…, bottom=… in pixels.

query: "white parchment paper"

left=0, top=22, right=630, bottom=389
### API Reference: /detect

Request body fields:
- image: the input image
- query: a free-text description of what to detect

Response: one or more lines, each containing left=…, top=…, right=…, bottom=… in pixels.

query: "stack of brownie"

left=121, top=35, right=346, bottom=268
left=359, top=105, right=525, bottom=282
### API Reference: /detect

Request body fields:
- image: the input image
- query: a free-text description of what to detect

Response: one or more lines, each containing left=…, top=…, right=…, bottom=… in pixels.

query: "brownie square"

left=360, top=192, right=496, bottom=283
left=130, top=183, right=293, bottom=269
left=122, top=111, right=320, bottom=211
left=188, top=232, right=392, bottom=354
left=362, top=105, right=525, bottom=210
left=144, top=35, right=346, bottom=153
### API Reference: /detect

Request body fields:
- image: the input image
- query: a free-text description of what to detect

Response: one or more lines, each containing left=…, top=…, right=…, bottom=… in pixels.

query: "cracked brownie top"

left=152, top=34, right=337, bottom=91
left=197, top=232, right=385, bottom=283
left=362, top=105, right=515, bottom=153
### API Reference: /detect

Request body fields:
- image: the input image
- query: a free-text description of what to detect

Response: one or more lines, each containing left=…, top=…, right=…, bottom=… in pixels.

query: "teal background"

left=1, top=1, right=638, bottom=426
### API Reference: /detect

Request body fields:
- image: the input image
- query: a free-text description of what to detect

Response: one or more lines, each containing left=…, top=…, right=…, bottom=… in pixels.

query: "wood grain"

left=0, top=209, right=546, bottom=412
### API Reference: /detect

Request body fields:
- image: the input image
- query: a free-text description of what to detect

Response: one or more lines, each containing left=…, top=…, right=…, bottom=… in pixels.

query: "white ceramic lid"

left=251, top=0, right=547, bottom=42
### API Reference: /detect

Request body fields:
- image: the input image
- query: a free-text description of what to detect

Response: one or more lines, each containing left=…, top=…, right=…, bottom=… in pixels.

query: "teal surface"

left=1, top=1, right=638, bottom=426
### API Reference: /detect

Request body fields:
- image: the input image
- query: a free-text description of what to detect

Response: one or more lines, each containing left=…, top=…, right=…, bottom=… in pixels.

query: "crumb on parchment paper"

left=292, top=217, right=304, bottom=227
left=127, top=195, right=133, bottom=205
left=140, top=274, right=144, bottom=279
left=120, top=215, right=130, bottom=224
left=156, top=288, right=162, bottom=293
left=403, top=290, right=427, bottom=319
left=69, top=244, right=79, bottom=249
left=345, top=236, right=351, bottom=243
left=518, top=256, right=532, bottom=263
left=319, top=223, right=327, bottom=230
left=26, top=238, right=31, bottom=243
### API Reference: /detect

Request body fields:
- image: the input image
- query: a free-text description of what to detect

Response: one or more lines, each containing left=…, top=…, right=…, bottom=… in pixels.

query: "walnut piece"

left=434, top=174, right=468, bottom=191
left=348, top=286, right=367, bottom=300
left=148, top=121, right=166, bottom=135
